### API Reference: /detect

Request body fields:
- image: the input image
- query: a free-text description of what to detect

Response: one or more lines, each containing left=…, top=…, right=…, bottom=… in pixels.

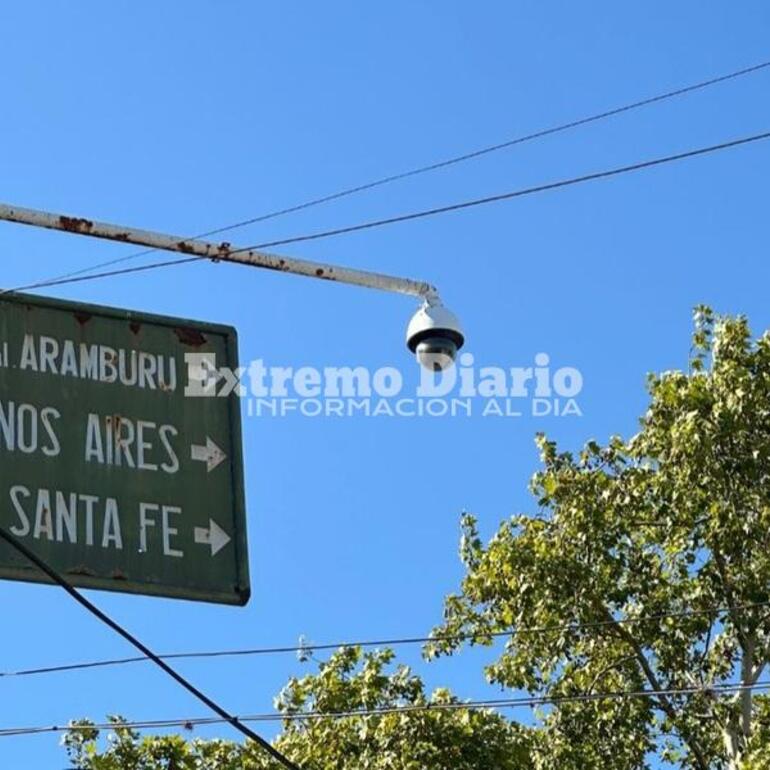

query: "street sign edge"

left=0, top=290, right=239, bottom=338
left=224, top=324, right=251, bottom=606
left=0, top=290, right=252, bottom=606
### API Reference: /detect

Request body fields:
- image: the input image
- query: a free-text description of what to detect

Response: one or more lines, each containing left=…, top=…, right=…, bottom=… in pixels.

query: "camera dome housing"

left=406, top=303, right=465, bottom=371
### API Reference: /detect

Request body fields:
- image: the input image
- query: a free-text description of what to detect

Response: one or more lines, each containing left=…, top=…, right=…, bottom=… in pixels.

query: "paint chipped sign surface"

left=0, top=293, right=249, bottom=605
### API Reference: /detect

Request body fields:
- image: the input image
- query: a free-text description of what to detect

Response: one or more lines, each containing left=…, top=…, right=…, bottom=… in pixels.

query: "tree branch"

left=594, top=602, right=711, bottom=770
left=695, top=614, right=717, bottom=688
left=586, top=655, right=636, bottom=693
left=712, top=543, right=749, bottom=650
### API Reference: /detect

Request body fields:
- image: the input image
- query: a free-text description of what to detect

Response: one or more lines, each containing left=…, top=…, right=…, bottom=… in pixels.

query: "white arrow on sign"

left=191, top=437, right=227, bottom=472
left=194, top=519, right=232, bottom=556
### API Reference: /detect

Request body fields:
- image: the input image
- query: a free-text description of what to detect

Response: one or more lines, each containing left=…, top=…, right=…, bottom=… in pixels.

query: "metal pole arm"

left=0, top=202, right=439, bottom=301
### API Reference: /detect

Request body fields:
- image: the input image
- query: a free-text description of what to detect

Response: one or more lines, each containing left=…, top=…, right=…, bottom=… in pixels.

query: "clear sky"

left=0, top=2, right=769, bottom=767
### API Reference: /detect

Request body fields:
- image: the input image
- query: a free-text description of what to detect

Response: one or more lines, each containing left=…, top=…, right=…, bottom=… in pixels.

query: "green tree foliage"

left=427, top=308, right=770, bottom=769
left=63, top=647, right=532, bottom=770
left=68, top=309, right=770, bottom=769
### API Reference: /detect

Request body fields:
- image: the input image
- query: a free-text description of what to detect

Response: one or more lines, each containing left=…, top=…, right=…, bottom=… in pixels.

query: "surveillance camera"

left=406, top=302, right=465, bottom=371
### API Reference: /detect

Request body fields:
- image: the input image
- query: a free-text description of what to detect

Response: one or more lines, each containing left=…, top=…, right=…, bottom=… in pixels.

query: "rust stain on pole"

left=59, top=216, right=94, bottom=234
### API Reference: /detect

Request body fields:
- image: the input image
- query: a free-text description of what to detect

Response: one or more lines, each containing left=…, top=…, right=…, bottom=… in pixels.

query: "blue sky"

left=0, top=2, right=769, bottom=767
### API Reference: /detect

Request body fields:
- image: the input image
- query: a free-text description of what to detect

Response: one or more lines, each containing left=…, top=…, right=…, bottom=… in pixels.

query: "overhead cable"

left=4, top=680, right=769, bottom=739
left=0, top=527, right=302, bottom=770
left=17, top=58, right=770, bottom=289
left=9, top=128, right=770, bottom=294
left=3, top=600, right=768, bottom=680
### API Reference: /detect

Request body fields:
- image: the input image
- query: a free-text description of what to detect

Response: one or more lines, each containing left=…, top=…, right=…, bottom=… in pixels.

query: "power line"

left=4, top=681, right=770, bottom=739
left=3, top=600, right=768, bottom=680
left=5, top=255, right=206, bottom=292
left=18, top=57, right=770, bottom=289
left=9, top=127, right=770, bottom=295
left=240, top=129, right=770, bottom=249
left=5, top=256, right=204, bottom=293
left=0, top=527, right=302, bottom=770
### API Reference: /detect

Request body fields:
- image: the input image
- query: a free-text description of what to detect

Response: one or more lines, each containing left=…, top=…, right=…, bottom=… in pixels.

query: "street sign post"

left=0, top=292, right=249, bottom=605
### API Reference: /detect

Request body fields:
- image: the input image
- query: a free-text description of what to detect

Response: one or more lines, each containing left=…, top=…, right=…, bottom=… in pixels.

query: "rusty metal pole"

left=0, top=202, right=440, bottom=302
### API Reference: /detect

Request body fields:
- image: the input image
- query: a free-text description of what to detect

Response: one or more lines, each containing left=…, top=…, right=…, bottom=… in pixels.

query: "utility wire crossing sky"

left=14, top=57, right=770, bottom=291
left=2, top=680, right=769, bottom=739
left=8, top=128, right=770, bottom=296
left=1, top=599, right=767, bottom=680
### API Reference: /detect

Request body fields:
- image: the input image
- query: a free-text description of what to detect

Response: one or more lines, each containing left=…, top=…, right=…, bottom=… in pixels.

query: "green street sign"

left=0, top=292, right=249, bottom=605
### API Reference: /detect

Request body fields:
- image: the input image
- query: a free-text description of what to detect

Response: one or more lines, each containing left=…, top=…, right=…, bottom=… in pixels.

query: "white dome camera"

left=406, top=302, right=464, bottom=371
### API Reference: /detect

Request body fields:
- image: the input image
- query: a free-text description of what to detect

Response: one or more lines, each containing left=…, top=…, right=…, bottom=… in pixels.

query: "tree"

left=63, top=646, right=532, bottom=770
left=427, top=308, right=770, bottom=769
